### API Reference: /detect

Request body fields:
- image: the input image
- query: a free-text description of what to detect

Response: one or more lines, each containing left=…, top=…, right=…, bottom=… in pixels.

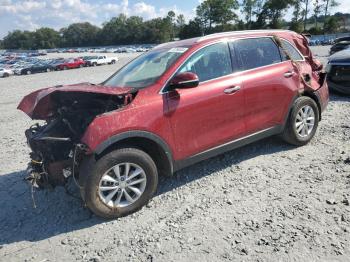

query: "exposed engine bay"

left=24, top=90, right=134, bottom=189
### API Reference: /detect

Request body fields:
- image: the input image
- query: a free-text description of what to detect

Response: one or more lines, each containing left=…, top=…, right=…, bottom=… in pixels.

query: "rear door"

left=230, top=37, right=300, bottom=134
left=165, top=42, right=246, bottom=159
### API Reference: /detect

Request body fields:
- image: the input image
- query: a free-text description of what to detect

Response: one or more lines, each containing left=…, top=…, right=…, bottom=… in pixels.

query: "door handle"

left=224, top=86, right=241, bottom=94
left=284, top=71, right=295, bottom=78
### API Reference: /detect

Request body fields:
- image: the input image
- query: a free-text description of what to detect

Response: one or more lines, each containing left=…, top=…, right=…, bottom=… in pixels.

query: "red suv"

left=18, top=30, right=328, bottom=218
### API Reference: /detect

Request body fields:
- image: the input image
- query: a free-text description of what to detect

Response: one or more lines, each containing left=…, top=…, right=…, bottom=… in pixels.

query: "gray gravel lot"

left=0, top=47, right=349, bottom=262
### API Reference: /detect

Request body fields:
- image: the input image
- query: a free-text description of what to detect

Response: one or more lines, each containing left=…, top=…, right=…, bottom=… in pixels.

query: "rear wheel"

left=82, top=148, right=158, bottom=219
left=26, top=70, right=32, bottom=75
left=3, top=73, right=9, bottom=77
left=282, top=96, right=319, bottom=146
left=63, top=66, right=68, bottom=70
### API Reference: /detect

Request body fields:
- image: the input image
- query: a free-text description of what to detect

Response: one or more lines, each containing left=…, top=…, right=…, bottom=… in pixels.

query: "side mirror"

left=169, top=72, right=199, bottom=90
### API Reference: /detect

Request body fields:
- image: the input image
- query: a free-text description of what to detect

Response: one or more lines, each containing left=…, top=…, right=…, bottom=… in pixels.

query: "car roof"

left=153, top=30, right=292, bottom=50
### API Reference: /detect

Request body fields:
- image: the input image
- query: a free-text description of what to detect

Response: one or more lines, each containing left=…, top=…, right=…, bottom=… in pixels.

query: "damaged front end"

left=18, top=83, right=135, bottom=190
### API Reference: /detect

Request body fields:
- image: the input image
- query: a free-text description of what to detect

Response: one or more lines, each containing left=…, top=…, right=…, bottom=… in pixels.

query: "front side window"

left=234, top=38, right=282, bottom=71
left=178, top=42, right=232, bottom=82
left=104, top=47, right=187, bottom=89
left=280, top=39, right=304, bottom=61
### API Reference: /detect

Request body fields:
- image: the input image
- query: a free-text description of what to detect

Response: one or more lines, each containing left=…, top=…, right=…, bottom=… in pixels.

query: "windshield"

left=103, top=47, right=188, bottom=89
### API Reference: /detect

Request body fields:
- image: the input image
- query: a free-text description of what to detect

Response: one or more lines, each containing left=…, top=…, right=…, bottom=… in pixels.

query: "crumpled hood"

left=18, top=82, right=133, bottom=120
left=329, top=48, right=350, bottom=63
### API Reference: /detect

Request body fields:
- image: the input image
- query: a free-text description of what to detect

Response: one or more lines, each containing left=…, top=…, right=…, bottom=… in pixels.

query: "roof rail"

left=196, top=29, right=290, bottom=42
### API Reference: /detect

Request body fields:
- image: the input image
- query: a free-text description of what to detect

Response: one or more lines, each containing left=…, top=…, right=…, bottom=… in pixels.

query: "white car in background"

left=85, top=55, right=118, bottom=66
left=0, top=68, right=14, bottom=78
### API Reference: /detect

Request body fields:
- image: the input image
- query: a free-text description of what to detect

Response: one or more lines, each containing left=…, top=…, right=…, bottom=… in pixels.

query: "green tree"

left=289, top=0, right=304, bottom=32
left=196, top=0, right=239, bottom=33
left=323, top=0, right=339, bottom=21
left=312, top=0, right=323, bottom=29
left=2, top=30, right=35, bottom=49
left=33, top=27, right=61, bottom=49
left=100, top=14, right=128, bottom=45
left=167, top=11, right=176, bottom=40
left=302, top=0, right=310, bottom=31
left=179, top=18, right=202, bottom=39
left=263, top=0, right=294, bottom=28
left=242, top=0, right=259, bottom=29
left=323, top=16, right=340, bottom=33
left=61, top=22, right=100, bottom=47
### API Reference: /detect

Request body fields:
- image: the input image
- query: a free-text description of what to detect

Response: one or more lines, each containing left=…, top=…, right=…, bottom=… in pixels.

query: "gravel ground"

left=0, top=47, right=349, bottom=262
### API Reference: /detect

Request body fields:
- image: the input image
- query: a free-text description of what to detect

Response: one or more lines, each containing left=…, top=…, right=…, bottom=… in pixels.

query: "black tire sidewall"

left=84, top=148, right=158, bottom=219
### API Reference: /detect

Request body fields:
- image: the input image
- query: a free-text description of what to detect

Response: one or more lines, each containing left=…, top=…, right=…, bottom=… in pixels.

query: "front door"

left=165, top=42, right=246, bottom=160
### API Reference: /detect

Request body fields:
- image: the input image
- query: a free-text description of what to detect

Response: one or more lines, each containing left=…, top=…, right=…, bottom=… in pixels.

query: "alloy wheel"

left=98, top=162, right=147, bottom=208
left=295, top=105, right=315, bottom=138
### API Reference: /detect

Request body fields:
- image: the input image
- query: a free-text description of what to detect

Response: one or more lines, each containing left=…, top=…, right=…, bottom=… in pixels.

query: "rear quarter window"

left=280, top=39, right=304, bottom=61
left=233, top=38, right=282, bottom=71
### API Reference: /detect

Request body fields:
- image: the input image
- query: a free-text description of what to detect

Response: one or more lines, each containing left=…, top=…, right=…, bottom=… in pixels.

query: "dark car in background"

left=19, top=61, right=55, bottom=75
left=329, top=37, right=350, bottom=55
left=326, top=48, right=350, bottom=95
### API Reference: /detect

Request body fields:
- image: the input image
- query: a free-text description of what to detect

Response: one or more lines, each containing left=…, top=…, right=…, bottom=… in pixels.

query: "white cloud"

left=133, top=2, right=157, bottom=19
left=0, top=0, right=195, bottom=38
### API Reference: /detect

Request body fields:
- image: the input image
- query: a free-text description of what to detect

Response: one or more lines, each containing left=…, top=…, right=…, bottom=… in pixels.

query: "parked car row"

left=0, top=55, right=119, bottom=78
left=47, top=45, right=153, bottom=54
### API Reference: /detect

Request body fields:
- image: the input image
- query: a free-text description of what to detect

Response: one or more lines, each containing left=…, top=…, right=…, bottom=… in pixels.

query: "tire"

left=63, top=66, right=68, bottom=70
left=111, top=60, right=116, bottom=64
left=79, top=64, right=83, bottom=68
left=27, top=70, right=32, bottom=75
left=282, top=96, right=319, bottom=146
left=46, top=68, right=51, bottom=72
left=3, top=73, right=9, bottom=78
left=83, top=148, right=158, bottom=219
left=93, top=62, right=97, bottom=67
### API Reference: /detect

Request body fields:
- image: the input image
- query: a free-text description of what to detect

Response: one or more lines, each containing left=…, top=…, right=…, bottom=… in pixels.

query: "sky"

left=0, top=0, right=349, bottom=39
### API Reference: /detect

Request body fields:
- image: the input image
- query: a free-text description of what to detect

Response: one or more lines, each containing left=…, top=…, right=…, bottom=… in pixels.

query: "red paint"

left=17, top=83, right=133, bottom=119
left=18, top=30, right=329, bottom=162
left=56, top=58, right=86, bottom=70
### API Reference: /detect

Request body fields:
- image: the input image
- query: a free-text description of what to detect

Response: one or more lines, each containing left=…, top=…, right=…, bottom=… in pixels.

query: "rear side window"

left=178, top=42, right=232, bottom=82
left=280, top=39, right=304, bottom=61
left=233, top=38, right=282, bottom=71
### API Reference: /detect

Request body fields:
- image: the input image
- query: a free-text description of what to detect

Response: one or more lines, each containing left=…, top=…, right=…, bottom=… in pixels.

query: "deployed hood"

left=18, top=82, right=134, bottom=120
left=329, top=48, right=350, bottom=63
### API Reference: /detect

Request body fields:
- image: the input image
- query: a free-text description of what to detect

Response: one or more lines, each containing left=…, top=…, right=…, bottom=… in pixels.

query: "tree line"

left=1, top=0, right=349, bottom=50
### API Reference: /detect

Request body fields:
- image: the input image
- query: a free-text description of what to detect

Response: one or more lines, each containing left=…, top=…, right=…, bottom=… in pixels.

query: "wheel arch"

left=301, top=91, right=322, bottom=121
left=94, top=131, right=174, bottom=177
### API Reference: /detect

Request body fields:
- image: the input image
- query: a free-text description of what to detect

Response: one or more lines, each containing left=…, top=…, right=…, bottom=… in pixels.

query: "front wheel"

left=282, top=96, right=319, bottom=146
left=82, top=148, right=158, bottom=219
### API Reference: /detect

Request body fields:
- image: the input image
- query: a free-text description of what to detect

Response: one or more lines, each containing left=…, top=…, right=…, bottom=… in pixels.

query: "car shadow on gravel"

left=0, top=136, right=295, bottom=246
